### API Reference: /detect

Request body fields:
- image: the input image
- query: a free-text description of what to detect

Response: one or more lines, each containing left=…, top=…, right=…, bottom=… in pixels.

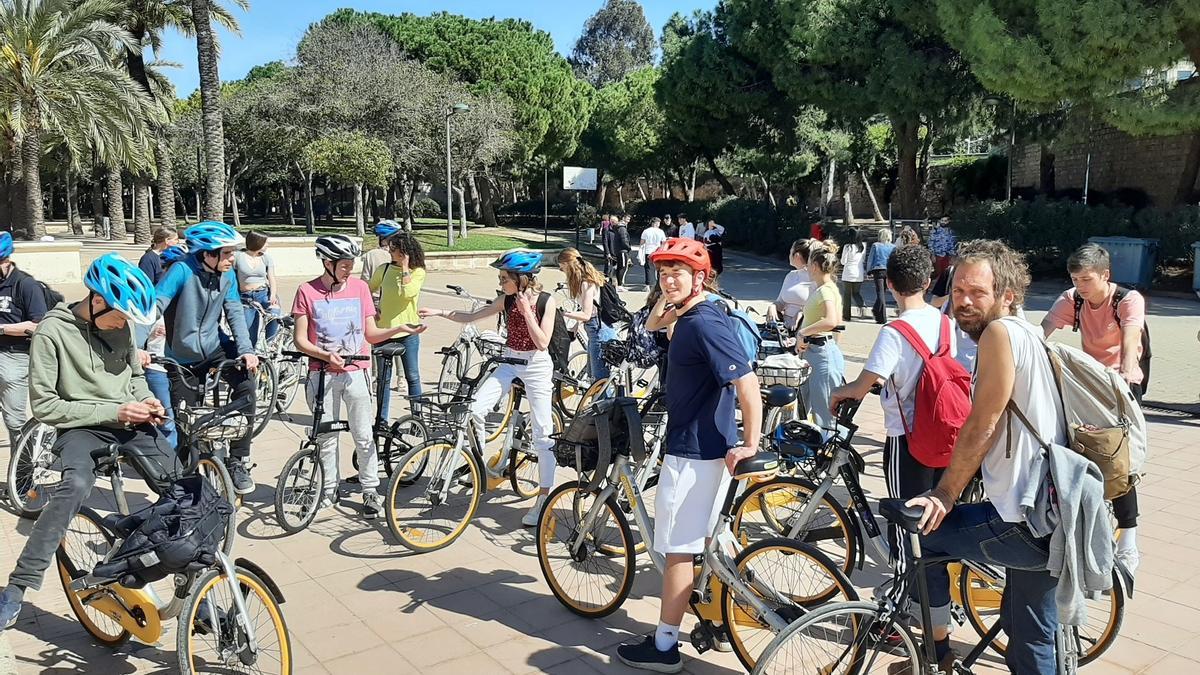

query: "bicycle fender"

left=235, top=558, right=287, bottom=604
left=1115, top=559, right=1134, bottom=598
left=843, top=504, right=868, bottom=572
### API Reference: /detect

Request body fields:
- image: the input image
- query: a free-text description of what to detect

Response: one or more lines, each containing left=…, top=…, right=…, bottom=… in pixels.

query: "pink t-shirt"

left=1045, top=286, right=1145, bottom=383
left=291, top=277, right=376, bottom=373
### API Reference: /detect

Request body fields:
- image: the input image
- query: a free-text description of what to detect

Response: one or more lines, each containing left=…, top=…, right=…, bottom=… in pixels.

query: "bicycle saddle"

left=761, top=385, right=798, bottom=409
left=372, top=342, right=407, bottom=358
left=878, top=498, right=926, bottom=534
left=733, top=451, right=780, bottom=481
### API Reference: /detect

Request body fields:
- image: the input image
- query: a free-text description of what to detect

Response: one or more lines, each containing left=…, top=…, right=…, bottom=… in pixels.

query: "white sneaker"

left=1115, top=547, right=1140, bottom=577
left=522, top=495, right=548, bottom=528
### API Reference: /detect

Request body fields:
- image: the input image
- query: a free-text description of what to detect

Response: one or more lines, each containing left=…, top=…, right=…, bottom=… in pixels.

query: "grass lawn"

left=234, top=219, right=556, bottom=253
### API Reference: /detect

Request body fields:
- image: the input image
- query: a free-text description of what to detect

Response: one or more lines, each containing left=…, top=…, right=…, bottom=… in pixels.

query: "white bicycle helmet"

left=314, top=235, right=361, bottom=261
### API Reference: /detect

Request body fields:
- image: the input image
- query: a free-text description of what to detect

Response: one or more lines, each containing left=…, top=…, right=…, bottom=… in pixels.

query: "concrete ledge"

left=265, top=236, right=364, bottom=277
left=424, top=248, right=564, bottom=271
left=11, top=241, right=83, bottom=284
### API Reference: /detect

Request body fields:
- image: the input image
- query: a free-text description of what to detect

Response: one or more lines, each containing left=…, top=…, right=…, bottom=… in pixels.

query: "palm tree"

left=0, top=0, right=159, bottom=239
left=190, top=0, right=247, bottom=222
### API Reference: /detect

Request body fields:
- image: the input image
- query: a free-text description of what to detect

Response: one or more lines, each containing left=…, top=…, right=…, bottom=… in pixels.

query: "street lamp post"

left=445, top=102, right=470, bottom=246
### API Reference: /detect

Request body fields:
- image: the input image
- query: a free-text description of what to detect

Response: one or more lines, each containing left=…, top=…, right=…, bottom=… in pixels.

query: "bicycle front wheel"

left=731, top=476, right=857, bottom=581
left=250, top=358, right=278, bottom=438
left=7, top=422, right=58, bottom=518
left=55, top=508, right=130, bottom=646
left=385, top=441, right=481, bottom=552
left=437, top=347, right=469, bottom=394
left=178, top=564, right=292, bottom=675
left=273, top=447, right=325, bottom=534
left=752, top=601, right=919, bottom=675
left=378, top=415, right=429, bottom=481
left=536, top=482, right=635, bottom=618
left=194, top=457, right=237, bottom=553
left=508, top=407, right=563, bottom=500
left=722, top=537, right=859, bottom=672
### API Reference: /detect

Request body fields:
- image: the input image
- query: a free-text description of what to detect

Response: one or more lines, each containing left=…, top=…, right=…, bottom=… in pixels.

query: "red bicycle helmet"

left=649, top=237, right=711, bottom=273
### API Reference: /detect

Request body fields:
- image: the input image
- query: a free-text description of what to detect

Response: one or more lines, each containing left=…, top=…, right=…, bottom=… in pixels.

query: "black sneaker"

left=616, top=635, right=682, bottom=673
left=227, top=459, right=255, bottom=495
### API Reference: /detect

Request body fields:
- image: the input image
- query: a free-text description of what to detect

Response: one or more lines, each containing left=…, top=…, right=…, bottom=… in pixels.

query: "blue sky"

left=158, top=0, right=706, bottom=96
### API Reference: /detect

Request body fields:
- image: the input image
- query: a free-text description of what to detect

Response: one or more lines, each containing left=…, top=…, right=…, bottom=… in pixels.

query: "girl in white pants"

left=419, top=250, right=559, bottom=526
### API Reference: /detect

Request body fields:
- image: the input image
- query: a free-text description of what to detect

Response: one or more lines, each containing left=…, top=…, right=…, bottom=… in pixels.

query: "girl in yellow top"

left=798, top=243, right=845, bottom=429
left=368, top=233, right=426, bottom=419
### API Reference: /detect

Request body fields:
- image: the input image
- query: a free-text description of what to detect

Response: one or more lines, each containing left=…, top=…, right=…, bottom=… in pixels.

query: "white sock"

left=655, top=623, right=680, bottom=651
left=1118, top=527, right=1138, bottom=554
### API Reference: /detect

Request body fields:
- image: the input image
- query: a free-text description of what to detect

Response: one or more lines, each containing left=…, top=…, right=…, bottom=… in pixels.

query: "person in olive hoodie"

left=0, top=254, right=174, bottom=631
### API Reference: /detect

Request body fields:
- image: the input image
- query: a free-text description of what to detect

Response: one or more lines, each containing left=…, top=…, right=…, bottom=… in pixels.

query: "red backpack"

left=890, top=315, right=972, bottom=468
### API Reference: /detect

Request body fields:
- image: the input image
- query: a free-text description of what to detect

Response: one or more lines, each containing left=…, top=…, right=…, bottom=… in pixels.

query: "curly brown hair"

left=388, top=232, right=426, bottom=269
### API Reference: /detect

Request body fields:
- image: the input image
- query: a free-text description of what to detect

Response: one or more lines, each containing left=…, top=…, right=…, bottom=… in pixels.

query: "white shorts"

left=653, top=455, right=733, bottom=555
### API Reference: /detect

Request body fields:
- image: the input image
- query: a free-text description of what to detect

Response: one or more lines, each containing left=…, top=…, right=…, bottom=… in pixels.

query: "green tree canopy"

left=569, top=0, right=657, bottom=88
left=584, top=67, right=665, bottom=181
left=323, top=9, right=592, bottom=167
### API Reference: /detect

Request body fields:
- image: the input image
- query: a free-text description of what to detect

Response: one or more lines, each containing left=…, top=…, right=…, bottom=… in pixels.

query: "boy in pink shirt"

left=291, top=235, right=425, bottom=519
left=1042, top=242, right=1145, bottom=574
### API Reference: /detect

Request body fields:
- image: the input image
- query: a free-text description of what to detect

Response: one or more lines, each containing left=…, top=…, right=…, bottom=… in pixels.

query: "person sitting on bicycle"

left=137, top=244, right=190, bottom=449
left=0, top=231, right=50, bottom=446
left=0, top=254, right=176, bottom=631
left=292, top=235, right=426, bottom=519
left=155, top=221, right=260, bottom=495
left=367, top=231, right=427, bottom=419
left=617, top=238, right=762, bottom=673
left=418, top=249, right=559, bottom=528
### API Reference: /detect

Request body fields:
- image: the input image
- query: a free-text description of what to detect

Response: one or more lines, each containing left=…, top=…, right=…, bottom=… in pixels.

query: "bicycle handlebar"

left=150, top=355, right=245, bottom=396
left=282, top=350, right=370, bottom=365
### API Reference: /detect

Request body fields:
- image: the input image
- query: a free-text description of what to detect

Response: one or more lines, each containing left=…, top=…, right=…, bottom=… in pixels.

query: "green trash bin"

left=1087, top=236, right=1159, bottom=290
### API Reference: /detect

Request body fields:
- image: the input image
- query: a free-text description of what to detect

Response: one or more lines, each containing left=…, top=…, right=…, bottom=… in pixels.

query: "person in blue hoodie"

left=156, top=221, right=260, bottom=494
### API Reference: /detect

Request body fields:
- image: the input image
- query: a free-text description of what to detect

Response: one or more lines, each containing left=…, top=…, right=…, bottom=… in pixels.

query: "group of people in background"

left=598, top=213, right=726, bottom=290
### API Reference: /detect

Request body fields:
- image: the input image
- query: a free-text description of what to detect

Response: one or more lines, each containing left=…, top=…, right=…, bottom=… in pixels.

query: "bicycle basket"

left=756, top=353, right=811, bottom=388
left=176, top=407, right=250, bottom=442
left=552, top=398, right=644, bottom=491
left=409, top=392, right=472, bottom=433
left=475, top=335, right=506, bottom=360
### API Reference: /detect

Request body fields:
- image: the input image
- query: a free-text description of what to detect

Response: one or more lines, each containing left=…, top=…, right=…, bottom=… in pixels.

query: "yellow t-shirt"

left=800, top=281, right=841, bottom=334
left=369, top=264, right=426, bottom=328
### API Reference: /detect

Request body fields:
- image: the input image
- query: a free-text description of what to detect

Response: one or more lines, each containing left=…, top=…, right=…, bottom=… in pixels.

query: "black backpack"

left=503, top=292, right=571, bottom=373
left=93, top=476, right=232, bottom=588
left=1072, top=286, right=1152, bottom=394
left=552, top=396, right=644, bottom=492
left=598, top=279, right=631, bottom=326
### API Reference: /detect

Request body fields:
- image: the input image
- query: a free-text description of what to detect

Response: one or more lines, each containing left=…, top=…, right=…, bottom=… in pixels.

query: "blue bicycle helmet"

left=491, top=250, right=542, bottom=274
left=184, top=221, right=244, bottom=252
left=84, top=253, right=156, bottom=324
left=374, top=220, right=402, bottom=240
left=0, top=232, right=12, bottom=259
left=161, top=244, right=188, bottom=265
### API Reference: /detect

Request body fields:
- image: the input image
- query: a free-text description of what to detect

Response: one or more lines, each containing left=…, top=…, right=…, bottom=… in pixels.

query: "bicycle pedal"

left=689, top=626, right=713, bottom=654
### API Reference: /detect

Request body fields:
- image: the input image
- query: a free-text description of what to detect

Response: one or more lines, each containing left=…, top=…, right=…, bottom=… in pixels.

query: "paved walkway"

left=0, top=249, right=1197, bottom=673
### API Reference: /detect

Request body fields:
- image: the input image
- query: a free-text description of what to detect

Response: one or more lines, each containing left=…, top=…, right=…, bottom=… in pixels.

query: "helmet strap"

left=320, top=260, right=345, bottom=291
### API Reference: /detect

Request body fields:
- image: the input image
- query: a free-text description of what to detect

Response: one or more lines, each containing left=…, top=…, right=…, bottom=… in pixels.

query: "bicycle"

left=536, top=442, right=857, bottom=671
left=246, top=300, right=304, bottom=416
left=383, top=354, right=565, bottom=552
left=273, top=351, right=373, bottom=533
left=6, top=418, right=58, bottom=518
left=751, top=497, right=1080, bottom=675
left=55, top=438, right=291, bottom=674
left=344, top=340, right=429, bottom=482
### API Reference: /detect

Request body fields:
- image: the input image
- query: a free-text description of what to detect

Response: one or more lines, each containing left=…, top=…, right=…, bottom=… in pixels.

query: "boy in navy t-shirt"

left=617, top=238, right=761, bottom=673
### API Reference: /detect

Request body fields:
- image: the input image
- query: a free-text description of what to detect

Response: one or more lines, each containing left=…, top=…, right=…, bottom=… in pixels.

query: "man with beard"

left=905, top=239, right=1066, bottom=673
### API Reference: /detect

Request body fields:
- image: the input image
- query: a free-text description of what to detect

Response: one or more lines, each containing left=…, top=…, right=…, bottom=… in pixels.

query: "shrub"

left=496, top=199, right=578, bottom=216
left=411, top=196, right=444, bottom=219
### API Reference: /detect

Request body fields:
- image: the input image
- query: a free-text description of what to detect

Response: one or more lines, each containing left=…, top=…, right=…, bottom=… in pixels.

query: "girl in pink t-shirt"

left=418, top=250, right=558, bottom=528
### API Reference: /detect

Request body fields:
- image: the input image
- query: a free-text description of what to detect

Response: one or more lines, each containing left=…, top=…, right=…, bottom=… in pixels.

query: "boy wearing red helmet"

left=617, top=238, right=762, bottom=672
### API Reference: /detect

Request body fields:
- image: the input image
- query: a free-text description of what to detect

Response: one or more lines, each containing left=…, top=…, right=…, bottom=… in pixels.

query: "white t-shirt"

left=840, top=245, right=866, bottom=283
left=775, top=269, right=812, bottom=327
left=678, top=222, right=696, bottom=240
left=864, top=306, right=956, bottom=437
left=982, top=317, right=1066, bottom=523
left=640, top=226, right=666, bottom=256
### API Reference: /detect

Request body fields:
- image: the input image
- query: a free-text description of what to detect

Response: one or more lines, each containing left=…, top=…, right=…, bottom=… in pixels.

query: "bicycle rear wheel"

left=722, top=538, right=859, bottom=672
left=751, top=601, right=919, bottom=675
left=194, top=457, right=237, bottom=553
left=508, top=407, right=564, bottom=500
left=375, top=415, right=428, bottom=480
left=385, top=441, right=481, bottom=552
left=55, top=508, right=131, bottom=646
left=437, top=347, right=469, bottom=394
left=536, top=482, right=635, bottom=618
left=273, top=446, right=325, bottom=534
left=178, top=564, right=291, bottom=675
left=250, top=358, right=278, bottom=438
left=7, top=422, right=58, bottom=518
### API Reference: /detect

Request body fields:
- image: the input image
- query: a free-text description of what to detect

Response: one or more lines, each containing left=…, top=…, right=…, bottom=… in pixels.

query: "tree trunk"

left=467, top=170, right=482, bottom=221
left=229, top=183, right=241, bottom=227
left=477, top=172, right=498, bottom=227
left=9, top=133, right=27, bottom=236
left=107, top=167, right=125, bottom=240
left=91, top=164, right=105, bottom=227
left=282, top=185, right=295, bottom=225
left=761, top=175, right=777, bottom=208
left=66, top=170, right=82, bottom=235
left=45, top=182, right=54, bottom=222
left=617, top=183, right=626, bottom=211
left=192, top=0, right=226, bottom=220
left=353, top=181, right=365, bottom=237
left=636, top=178, right=648, bottom=201
left=133, top=181, right=152, bottom=245
left=154, top=136, right=176, bottom=229
left=821, top=157, right=836, bottom=217
left=1039, top=145, right=1056, bottom=195
left=702, top=153, right=736, bottom=195
left=296, top=163, right=315, bottom=233
left=175, top=189, right=189, bottom=223
left=892, top=116, right=921, bottom=218
left=687, top=160, right=699, bottom=202
left=455, top=182, right=467, bottom=238
left=595, top=177, right=608, bottom=209
left=20, top=128, right=44, bottom=239
left=1174, top=133, right=1200, bottom=205
left=861, top=170, right=884, bottom=222
left=842, top=179, right=854, bottom=226
left=385, top=181, right=398, bottom=220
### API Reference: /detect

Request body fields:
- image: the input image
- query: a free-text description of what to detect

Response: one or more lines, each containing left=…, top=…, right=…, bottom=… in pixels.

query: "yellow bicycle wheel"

left=508, top=408, right=563, bottom=500
left=730, top=476, right=856, bottom=581
left=575, top=377, right=609, bottom=413
left=178, top=566, right=291, bottom=674
left=55, top=509, right=130, bottom=646
left=386, top=441, right=481, bottom=552
left=484, top=390, right=515, bottom=443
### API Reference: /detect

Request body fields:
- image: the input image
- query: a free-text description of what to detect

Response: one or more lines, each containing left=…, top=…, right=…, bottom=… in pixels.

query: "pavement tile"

left=322, top=643, right=416, bottom=674
left=299, top=619, right=385, bottom=663
left=1141, top=653, right=1200, bottom=673
left=387, top=625, right=464, bottom=669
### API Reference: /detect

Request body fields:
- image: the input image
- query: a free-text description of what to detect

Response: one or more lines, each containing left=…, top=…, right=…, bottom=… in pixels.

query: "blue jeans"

left=144, top=368, right=177, bottom=449
left=921, top=502, right=1056, bottom=674
left=375, top=334, right=421, bottom=421
left=584, top=317, right=617, bottom=382
left=801, top=340, right=844, bottom=430
left=240, top=288, right=279, bottom=346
